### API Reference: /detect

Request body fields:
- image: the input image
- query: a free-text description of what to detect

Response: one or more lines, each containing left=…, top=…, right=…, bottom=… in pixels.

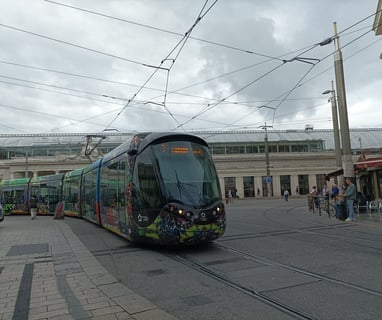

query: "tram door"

left=100, top=159, right=127, bottom=233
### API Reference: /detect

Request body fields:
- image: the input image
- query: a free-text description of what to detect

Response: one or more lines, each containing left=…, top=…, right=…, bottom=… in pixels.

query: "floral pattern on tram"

left=143, top=208, right=226, bottom=244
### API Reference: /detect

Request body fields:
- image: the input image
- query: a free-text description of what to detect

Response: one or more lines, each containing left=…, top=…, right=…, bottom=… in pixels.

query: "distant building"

left=1, top=129, right=382, bottom=199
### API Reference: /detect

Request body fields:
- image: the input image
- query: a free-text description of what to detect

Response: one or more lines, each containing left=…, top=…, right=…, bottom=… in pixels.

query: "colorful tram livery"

left=0, top=132, right=226, bottom=245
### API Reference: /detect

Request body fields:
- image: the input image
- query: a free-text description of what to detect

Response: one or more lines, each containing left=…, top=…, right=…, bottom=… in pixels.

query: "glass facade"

left=243, top=176, right=255, bottom=197
left=224, top=177, right=236, bottom=198
left=280, top=175, right=291, bottom=194
left=209, top=140, right=324, bottom=155
left=298, top=175, right=309, bottom=195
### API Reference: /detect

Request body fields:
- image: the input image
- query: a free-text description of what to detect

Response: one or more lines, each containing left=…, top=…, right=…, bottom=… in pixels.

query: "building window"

left=226, top=146, right=245, bottom=154
left=298, top=175, right=309, bottom=195
left=278, top=145, right=290, bottom=152
left=212, top=146, right=226, bottom=154
left=280, top=175, right=291, bottom=195
left=269, top=145, right=277, bottom=153
left=316, top=174, right=327, bottom=193
left=245, top=145, right=259, bottom=153
left=224, top=177, right=236, bottom=198
left=243, top=176, right=255, bottom=197
left=262, top=176, right=273, bottom=197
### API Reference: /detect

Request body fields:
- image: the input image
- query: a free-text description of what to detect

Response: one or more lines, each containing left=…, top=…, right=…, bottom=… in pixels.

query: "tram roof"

left=0, top=128, right=382, bottom=151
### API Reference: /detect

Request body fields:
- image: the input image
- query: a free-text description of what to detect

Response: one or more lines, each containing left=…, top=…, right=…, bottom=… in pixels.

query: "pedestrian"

left=331, top=184, right=339, bottom=201
left=30, top=195, right=38, bottom=220
left=331, top=183, right=340, bottom=218
left=344, top=178, right=356, bottom=222
left=284, top=189, right=289, bottom=201
left=228, top=189, right=233, bottom=203
left=309, top=186, right=320, bottom=210
left=0, top=199, right=3, bottom=223
left=257, top=188, right=261, bottom=196
left=295, top=185, right=299, bottom=196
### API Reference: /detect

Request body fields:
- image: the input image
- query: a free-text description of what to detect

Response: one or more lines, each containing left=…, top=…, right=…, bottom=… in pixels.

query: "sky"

left=0, top=0, right=381, bottom=134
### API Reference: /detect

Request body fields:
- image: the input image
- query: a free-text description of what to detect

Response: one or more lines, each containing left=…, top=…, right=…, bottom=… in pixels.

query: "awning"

left=326, top=168, right=344, bottom=178
left=355, top=157, right=382, bottom=170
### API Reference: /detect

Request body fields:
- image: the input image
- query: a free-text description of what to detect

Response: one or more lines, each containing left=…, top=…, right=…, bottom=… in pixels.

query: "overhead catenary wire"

left=0, top=59, right=261, bottom=105
left=1, top=26, right=377, bottom=133
left=103, top=0, right=218, bottom=131
left=208, top=17, right=379, bottom=131
left=0, top=71, right=334, bottom=132
left=0, top=4, right=379, bottom=133
left=174, top=42, right=322, bottom=130
left=44, top=0, right=284, bottom=61
left=0, top=16, right=376, bottom=122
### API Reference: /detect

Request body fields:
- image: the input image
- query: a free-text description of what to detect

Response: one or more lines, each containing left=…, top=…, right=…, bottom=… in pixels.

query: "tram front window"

left=152, top=141, right=220, bottom=207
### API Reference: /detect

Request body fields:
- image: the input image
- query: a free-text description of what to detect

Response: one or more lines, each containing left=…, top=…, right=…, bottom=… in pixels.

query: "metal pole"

left=25, top=151, right=29, bottom=178
left=261, top=122, right=272, bottom=197
left=333, top=22, right=354, bottom=178
left=330, top=81, right=342, bottom=169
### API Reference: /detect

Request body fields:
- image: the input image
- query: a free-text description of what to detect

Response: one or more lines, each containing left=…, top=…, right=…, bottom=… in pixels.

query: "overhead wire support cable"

left=225, top=18, right=374, bottom=131
left=44, top=0, right=282, bottom=61
left=176, top=43, right=321, bottom=130
left=0, top=23, right=150, bottom=67
left=222, top=57, right=320, bottom=130
left=175, top=61, right=287, bottom=129
left=103, top=0, right=217, bottom=131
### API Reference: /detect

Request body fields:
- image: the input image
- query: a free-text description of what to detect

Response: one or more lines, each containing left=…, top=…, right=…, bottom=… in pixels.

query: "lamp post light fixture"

left=322, top=81, right=342, bottom=169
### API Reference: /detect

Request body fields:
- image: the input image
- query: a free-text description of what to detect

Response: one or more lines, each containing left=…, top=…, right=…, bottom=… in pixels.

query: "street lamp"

left=320, top=22, right=354, bottom=178
left=322, top=81, right=342, bottom=169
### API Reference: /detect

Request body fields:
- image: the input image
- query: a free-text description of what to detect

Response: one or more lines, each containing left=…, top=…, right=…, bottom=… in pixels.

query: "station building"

left=1, top=128, right=382, bottom=200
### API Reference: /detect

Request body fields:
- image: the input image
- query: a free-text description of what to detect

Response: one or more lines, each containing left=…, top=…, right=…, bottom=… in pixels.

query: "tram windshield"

left=152, top=141, right=221, bottom=207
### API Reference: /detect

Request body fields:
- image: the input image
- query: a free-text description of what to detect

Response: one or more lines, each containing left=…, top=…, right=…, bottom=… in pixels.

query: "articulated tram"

left=0, top=132, right=226, bottom=245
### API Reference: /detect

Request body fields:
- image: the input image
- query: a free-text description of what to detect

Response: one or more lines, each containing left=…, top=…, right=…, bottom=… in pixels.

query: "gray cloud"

left=0, top=0, right=380, bottom=134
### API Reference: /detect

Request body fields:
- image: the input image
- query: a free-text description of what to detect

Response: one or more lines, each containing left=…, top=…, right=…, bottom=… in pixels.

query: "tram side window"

left=63, top=181, right=79, bottom=204
left=82, top=169, right=97, bottom=216
left=5, top=190, right=25, bottom=204
left=137, top=163, right=160, bottom=209
left=102, top=162, right=119, bottom=207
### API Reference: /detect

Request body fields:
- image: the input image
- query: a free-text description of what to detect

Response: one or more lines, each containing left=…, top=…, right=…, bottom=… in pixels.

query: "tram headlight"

left=178, top=209, right=184, bottom=215
left=215, top=204, right=223, bottom=214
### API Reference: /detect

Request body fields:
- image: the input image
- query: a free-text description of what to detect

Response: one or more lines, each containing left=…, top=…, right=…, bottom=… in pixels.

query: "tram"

left=0, top=132, right=226, bottom=245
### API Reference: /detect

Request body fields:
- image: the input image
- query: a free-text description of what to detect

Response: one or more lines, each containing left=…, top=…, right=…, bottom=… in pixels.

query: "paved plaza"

left=0, top=216, right=176, bottom=320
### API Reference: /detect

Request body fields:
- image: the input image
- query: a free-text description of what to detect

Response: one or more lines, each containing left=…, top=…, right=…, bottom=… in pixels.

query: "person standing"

left=227, top=190, right=233, bottom=203
left=30, top=195, right=38, bottom=220
left=284, top=189, right=289, bottom=201
left=0, top=198, right=4, bottom=223
left=344, top=178, right=356, bottom=222
left=331, top=183, right=340, bottom=218
left=331, top=184, right=339, bottom=201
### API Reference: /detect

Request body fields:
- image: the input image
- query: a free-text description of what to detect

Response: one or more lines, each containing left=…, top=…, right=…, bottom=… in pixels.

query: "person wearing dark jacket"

left=30, top=195, right=38, bottom=220
left=344, top=178, right=356, bottom=222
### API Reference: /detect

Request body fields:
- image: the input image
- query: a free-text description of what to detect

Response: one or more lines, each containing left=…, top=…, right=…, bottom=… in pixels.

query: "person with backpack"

left=284, top=189, right=289, bottom=201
